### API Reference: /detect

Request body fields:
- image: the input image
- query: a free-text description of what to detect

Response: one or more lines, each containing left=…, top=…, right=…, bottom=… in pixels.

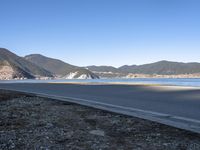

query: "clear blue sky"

left=0, top=0, right=200, bottom=67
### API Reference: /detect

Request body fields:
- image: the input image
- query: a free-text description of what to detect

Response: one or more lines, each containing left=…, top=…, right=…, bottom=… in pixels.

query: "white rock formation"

left=65, top=72, right=78, bottom=79
left=0, top=65, right=15, bottom=80
left=65, top=71, right=97, bottom=79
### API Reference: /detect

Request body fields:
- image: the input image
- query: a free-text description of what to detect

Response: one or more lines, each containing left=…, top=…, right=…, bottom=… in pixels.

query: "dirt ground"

left=0, top=90, right=200, bottom=150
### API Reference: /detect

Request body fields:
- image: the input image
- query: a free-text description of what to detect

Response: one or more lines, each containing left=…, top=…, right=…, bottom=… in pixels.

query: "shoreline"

left=2, top=80, right=200, bottom=90
left=1, top=78, right=200, bottom=88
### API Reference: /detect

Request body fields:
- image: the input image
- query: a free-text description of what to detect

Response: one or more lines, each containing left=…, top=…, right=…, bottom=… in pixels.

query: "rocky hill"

left=25, top=54, right=99, bottom=79
left=0, top=48, right=53, bottom=80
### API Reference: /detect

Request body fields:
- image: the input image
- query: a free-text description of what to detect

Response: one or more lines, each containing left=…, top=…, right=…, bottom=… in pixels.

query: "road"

left=0, top=83, right=200, bottom=133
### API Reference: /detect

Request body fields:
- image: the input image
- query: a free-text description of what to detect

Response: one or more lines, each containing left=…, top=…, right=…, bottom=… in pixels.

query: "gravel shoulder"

left=0, top=90, right=200, bottom=150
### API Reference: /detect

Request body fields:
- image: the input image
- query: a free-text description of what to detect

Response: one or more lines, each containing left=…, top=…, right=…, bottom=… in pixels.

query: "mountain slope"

left=24, top=54, right=99, bottom=79
left=86, top=61, right=200, bottom=78
left=0, top=48, right=53, bottom=80
left=86, top=65, right=126, bottom=78
left=86, top=66, right=119, bottom=73
left=119, top=61, right=200, bottom=75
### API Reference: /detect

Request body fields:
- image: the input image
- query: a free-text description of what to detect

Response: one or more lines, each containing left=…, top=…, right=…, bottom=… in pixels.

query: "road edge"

left=1, top=87, right=200, bottom=134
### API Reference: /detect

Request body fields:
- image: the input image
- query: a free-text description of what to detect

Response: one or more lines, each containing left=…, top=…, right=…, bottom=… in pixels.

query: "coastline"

left=2, top=78, right=200, bottom=88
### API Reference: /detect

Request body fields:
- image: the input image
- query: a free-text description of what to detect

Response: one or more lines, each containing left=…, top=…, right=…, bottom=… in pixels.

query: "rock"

left=89, top=130, right=105, bottom=136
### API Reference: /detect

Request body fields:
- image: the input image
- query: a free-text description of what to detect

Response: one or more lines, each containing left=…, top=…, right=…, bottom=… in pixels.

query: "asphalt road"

left=0, top=83, right=200, bottom=121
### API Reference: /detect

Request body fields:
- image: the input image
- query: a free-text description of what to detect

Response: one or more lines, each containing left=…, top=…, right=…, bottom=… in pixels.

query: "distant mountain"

left=25, top=54, right=99, bottom=79
left=2, top=47, right=200, bottom=80
left=118, top=65, right=137, bottom=73
left=86, top=61, right=200, bottom=78
left=119, top=61, right=200, bottom=75
left=86, top=65, right=126, bottom=78
left=0, top=48, right=53, bottom=80
left=86, top=66, right=119, bottom=73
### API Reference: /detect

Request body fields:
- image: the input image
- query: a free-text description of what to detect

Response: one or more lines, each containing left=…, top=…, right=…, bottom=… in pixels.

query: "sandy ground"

left=0, top=90, right=200, bottom=150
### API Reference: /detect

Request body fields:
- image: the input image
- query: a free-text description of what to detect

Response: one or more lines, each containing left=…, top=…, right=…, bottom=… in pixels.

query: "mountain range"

left=87, top=61, right=200, bottom=76
left=0, top=48, right=99, bottom=80
left=0, top=48, right=53, bottom=80
left=1, top=48, right=200, bottom=80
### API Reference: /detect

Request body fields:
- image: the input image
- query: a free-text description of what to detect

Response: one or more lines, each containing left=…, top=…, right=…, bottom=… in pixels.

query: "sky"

left=0, top=0, right=200, bottom=67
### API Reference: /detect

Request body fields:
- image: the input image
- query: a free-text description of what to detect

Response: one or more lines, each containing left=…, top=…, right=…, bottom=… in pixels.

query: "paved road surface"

left=0, top=83, right=200, bottom=133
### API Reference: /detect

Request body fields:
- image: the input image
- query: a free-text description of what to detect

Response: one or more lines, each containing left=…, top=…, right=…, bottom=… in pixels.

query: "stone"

left=89, top=130, right=105, bottom=136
